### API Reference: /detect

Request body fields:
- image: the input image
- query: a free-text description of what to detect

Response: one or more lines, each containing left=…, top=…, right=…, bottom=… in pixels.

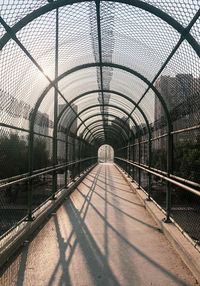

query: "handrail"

left=0, top=157, right=97, bottom=191
left=115, top=157, right=200, bottom=197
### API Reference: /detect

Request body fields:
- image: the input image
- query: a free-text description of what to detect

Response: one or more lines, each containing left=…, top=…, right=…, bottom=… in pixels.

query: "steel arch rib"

left=30, top=63, right=169, bottom=136
left=75, top=114, right=132, bottom=136
left=79, top=118, right=131, bottom=140
left=82, top=123, right=129, bottom=142
left=65, top=103, right=142, bottom=139
left=58, top=89, right=151, bottom=139
left=1, top=0, right=199, bottom=57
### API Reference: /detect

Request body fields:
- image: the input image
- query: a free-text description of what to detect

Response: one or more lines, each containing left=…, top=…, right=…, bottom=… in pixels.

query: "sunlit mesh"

left=155, top=40, right=200, bottom=131
left=190, top=18, right=200, bottom=44
left=58, top=67, right=99, bottom=101
left=58, top=3, right=97, bottom=75
left=142, top=0, right=199, bottom=27
left=0, top=40, right=49, bottom=129
left=102, top=2, right=180, bottom=81
left=16, top=10, right=56, bottom=79
left=108, top=68, right=154, bottom=122
left=0, top=0, right=47, bottom=29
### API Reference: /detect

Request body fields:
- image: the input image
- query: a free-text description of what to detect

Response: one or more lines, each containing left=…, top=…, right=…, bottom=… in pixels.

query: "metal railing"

left=0, top=157, right=97, bottom=238
left=115, top=157, right=200, bottom=244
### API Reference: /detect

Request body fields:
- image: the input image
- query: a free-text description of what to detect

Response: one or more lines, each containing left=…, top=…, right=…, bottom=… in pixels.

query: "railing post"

left=78, top=139, right=81, bottom=176
left=127, top=143, right=130, bottom=177
left=65, top=133, right=69, bottom=188
left=165, top=131, right=173, bottom=222
left=72, top=137, right=76, bottom=181
left=138, top=139, right=141, bottom=188
left=147, top=136, right=152, bottom=200
left=52, top=7, right=59, bottom=200
left=27, top=129, right=34, bottom=221
left=131, top=142, right=134, bottom=182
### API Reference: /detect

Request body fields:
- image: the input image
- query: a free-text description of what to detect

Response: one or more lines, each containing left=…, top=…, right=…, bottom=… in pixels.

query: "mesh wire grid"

left=0, top=0, right=200, bottom=243
left=151, top=134, right=168, bottom=172
left=142, top=0, right=199, bottom=27
left=0, top=127, right=29, bottom=236
left=173, top=129, right=200, bottom=184
left=153, top=41, right=200, bottom=131
left=102, top=2, right=180, bottom=81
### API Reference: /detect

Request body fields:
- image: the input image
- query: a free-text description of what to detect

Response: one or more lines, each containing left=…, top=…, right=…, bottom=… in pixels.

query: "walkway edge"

left=115, top=164, right=200, bottom=284
left=0, top=164, right=97, bottom=270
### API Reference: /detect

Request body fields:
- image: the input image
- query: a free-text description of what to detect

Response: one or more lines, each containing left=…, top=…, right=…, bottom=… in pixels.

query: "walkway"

left=0, top=164, right=197, bottom=286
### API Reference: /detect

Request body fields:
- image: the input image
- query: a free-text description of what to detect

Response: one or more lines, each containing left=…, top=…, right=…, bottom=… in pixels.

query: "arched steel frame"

left=58, top=89, right=151, bottom=135
left=76, top=115, right=132, bottom=138
left=83, top=124, right=128, bottom=143
left=86, top=127, right=127, bottom=144
left=1, top=0, right=199, bottom=57
left=0, top=0, right=199, bottom=224
left=80, top=118, right=131, bottom=141
left=65, top=104, right=141, bottom=139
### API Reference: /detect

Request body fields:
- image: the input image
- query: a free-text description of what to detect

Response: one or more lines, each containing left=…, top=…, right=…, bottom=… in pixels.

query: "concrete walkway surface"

left=0, top=163, right=198, bottom=286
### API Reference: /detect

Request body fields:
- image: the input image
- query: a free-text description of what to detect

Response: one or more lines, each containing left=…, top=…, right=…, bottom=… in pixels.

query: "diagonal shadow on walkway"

left=48, top=164, right=190, bottom=286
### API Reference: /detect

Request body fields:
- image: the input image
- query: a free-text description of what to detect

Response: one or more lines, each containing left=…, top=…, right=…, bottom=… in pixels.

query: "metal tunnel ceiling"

left=0, top=0, right=200, bottom=148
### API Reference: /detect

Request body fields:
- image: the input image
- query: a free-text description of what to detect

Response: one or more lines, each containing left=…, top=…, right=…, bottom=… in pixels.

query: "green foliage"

left=0, top=134, right=28, bottom=178
left=151, top=136, right=200, bottom=183
left=33, top=137, right=50, bottom=170
left=173, top=136, right=200, bottom=183
left=0, top=134, right=50, bottom=179
left=151, top=149, right=167, bottom=171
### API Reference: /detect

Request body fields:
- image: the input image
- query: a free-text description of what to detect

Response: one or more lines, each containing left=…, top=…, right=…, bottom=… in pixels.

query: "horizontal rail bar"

left=136, top=161, right=200, bottom=189
left=0, top=157, right=97, bottom=191
left=115, top=157, right=200, bottom=197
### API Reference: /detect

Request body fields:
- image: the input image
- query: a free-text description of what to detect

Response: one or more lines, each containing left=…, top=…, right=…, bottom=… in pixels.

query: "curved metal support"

left=80, top=118, right=131, bottom=140
left=83, top=123, right=129, bottom=142
left=88, top=129, right=124, bottom=146
left=58, top=89, right=151, bottom=136
left=75, top=113, right=132, bottom=136
left=86, top=127, right=127, bottom=144
left=65, top=103, right=142, bottom=141
left=28, top=64, right=172, bottom=136
left=1, top=0, right=199, bottom=57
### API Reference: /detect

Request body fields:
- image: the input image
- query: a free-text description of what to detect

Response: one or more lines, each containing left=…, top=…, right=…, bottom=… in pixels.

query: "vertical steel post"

left=65, top=133, right=69, bottom=187
left=78, top=138, right=81, bottom=176
left=52, top=7, right=59, bottom=199
left=138, top=139, right=141, bottom=188
left=165, top=131, right=173, bottom=222
left=147, top=137, right=152, bottom=200
left=72, top=137, right=76, bottom=180
left=27, top=129, right=34, bottom=221
left=127, top=143, right=130, bottom=177
left=131, top=137, right=135, bottom=182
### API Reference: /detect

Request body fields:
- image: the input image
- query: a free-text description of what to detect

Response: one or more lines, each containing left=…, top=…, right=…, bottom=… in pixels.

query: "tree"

left=0, top=134, right=50, bottom=179
left=0, top=133, right=28, bottom=179
left=173, top=136, right=200, bottom=183
left=33, top=137, right=50, bottom=170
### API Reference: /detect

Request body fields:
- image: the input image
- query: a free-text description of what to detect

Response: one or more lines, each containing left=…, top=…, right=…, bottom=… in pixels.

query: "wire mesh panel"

left=151, top=135, right=168, bottom=172
left=0, top=127, right=29, bottom=178
left=151, top=175, right=167, bottom=210
left=171, top=187, right=200, bottom=242
left=173, top=129, right=200, bottom=183
left=102, top=1, right=180, bottom=80
left=0, top=1, right=47, bottom=29
left=154, top=40, right=200, bottom=131
left=0, top=0, right=200, bottom=245
left=142, top=0, right=199, bottom=27
left=0, top=127, right=29, bottom=235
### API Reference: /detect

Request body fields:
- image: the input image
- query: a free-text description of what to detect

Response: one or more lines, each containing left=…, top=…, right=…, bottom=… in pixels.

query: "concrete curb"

left=115, top=164, right=200, bottom=284
left=0, top=164, right=97, bottom=270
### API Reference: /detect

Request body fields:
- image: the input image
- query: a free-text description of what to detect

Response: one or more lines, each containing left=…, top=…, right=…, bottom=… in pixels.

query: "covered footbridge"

left=0, top=0, right=200, bottom=285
